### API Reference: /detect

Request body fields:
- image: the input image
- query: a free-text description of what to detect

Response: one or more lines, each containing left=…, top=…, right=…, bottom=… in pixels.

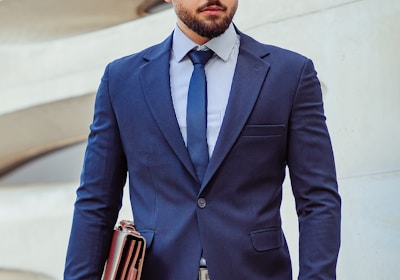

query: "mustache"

left=198, top=0, right=227, bottom=11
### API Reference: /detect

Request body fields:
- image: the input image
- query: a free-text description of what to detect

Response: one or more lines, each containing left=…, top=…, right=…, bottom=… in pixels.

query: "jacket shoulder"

left=106, top=34, right=172, bottom=74
left=240, top=31, right=310, bottom=65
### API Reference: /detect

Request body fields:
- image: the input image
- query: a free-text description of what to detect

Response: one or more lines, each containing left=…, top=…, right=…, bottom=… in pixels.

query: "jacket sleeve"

left=287, top=59, right=341, bottom=279
left=64, top=64, right=127, bottom=279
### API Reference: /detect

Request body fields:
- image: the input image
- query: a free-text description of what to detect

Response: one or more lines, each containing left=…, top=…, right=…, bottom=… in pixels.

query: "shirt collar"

left=172, top=23, right=238, bottom=62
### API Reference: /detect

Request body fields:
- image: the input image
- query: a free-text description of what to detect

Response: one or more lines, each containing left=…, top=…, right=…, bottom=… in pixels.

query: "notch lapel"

left=201, top=35, right=271, bottom=189
left=140, top=35, right=198, bottom=180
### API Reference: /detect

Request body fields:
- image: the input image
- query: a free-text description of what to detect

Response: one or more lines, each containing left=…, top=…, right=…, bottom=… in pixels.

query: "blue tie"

left=187, top=50, right=214, bottom=182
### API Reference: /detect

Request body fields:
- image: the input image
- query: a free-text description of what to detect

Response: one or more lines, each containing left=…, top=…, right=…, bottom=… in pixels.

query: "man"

left=64, top=0, right=341, bottom=279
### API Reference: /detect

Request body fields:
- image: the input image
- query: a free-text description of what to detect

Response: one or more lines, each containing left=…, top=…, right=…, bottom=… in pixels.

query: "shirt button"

left=197, top=198, right=207, bottom=209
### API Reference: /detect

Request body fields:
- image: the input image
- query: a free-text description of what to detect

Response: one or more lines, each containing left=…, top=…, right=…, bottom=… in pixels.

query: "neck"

left=177, top=20, right=210, bottom=45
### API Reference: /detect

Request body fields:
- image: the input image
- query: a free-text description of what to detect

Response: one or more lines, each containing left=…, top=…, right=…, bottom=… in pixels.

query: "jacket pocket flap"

left=250, top=228, right=283, bottom=252
left=139, top=229, right=155, bottom=249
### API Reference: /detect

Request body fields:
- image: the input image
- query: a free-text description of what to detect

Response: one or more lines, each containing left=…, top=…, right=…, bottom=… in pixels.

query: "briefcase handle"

left=118, top=220, right=137, bottom=232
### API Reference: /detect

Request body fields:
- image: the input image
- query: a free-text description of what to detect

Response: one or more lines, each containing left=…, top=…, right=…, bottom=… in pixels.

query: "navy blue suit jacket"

left=65, top=30, right=341, bottom=280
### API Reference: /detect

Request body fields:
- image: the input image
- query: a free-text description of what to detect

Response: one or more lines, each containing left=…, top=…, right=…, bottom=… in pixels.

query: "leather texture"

left=102, top=221, right=146, bottom=280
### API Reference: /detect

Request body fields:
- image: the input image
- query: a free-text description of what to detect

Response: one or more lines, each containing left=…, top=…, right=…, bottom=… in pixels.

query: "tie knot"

left=188, top=50, right=214, bottom=65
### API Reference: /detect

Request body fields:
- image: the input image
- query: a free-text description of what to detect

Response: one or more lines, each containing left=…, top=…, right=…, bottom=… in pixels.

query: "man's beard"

left=176, top=1, right=237, bottom=39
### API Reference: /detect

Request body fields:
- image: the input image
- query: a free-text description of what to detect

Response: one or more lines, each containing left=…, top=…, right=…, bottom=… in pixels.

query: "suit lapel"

left=138, top=32, right=271, bottom=187
left=202, top=33, right=271, bottom=189
left=140, top=35, right=198, bottom=180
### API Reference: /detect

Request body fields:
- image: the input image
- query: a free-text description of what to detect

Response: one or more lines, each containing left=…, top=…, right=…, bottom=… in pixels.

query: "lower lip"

left=202, top=9, right=224, bottom=15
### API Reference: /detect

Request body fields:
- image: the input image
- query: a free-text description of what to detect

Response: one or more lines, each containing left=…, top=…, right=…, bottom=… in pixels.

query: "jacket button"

left=197, top=198, right=207, bottom=209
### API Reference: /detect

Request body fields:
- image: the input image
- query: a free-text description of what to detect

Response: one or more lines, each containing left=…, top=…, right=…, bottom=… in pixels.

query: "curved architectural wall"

left=0, top=0, right=399, bottom=279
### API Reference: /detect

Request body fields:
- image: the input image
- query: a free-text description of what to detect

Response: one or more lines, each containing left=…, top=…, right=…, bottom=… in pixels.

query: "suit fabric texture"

left=64, top=30, right=341, bottom=280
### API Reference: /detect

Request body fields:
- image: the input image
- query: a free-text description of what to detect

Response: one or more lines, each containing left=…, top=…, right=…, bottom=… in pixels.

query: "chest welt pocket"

left=250, top=228, right=284, bottom=252
left=241, top=124, right=285, bottom=137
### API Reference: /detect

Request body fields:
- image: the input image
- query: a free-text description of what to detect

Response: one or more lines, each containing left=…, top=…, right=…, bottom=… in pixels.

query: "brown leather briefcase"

left=103, top=220, right=146, bottom=280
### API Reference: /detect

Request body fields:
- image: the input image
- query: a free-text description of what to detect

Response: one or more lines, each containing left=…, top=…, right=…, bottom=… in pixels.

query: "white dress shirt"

left=169, top=23, right=240, bottom=157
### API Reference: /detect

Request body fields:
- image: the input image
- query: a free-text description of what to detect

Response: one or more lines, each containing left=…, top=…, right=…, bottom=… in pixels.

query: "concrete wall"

left=0, top=0, right=399, bottom=278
